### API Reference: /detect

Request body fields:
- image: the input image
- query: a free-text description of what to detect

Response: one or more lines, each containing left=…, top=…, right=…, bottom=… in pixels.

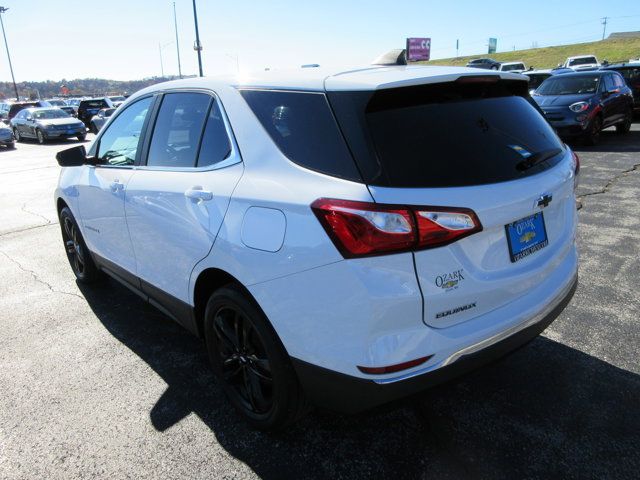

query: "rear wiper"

left=516, top=148, right=562, bottom=171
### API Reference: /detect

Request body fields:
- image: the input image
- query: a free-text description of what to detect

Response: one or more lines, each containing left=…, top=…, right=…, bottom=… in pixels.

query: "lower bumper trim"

left=291, top=274, right=578, bottom=414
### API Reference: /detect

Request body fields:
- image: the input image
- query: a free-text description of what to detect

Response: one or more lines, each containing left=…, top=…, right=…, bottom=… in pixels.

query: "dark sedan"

left=466, top=58, right=501, bottom=70
left=10, top=107, right=86, bottom=144
left=532, top=71, right=634, bottom=145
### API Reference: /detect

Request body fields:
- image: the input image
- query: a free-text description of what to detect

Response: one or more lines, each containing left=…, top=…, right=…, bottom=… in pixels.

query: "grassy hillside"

left=425, top=37, right=640, bottom=70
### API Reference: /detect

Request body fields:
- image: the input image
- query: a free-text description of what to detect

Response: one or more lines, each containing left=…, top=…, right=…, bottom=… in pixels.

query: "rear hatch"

left=328, top=73, right=576, bottom=328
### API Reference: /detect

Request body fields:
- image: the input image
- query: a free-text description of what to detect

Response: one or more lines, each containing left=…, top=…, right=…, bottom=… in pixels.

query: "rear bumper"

left=292, top=272, right=577, bottom=414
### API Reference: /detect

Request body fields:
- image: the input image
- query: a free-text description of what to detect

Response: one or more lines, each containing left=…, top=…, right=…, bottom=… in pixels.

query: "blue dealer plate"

left=505, top=212, right=548, bottom=263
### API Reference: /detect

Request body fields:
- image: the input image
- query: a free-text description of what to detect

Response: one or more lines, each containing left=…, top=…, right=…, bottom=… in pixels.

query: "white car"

left=498, top=61, right=526, bottom=73
left=563, top=55, right=600, bottom=71
left=54, top=66, right=579, bottom=430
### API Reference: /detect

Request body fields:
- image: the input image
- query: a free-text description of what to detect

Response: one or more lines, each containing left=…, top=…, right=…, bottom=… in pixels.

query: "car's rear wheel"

left=13, top=128, right=21, bottom=142
left=616, top=110, right=633, bottom=134
left=204, top=285, right=308, bottom=430
left=36, top=129, right=45, bottom=145
left=59, top=207, right=102, bottom=283
left=584, top=116, right=602, bottom=146
left=6, top=141, right=14, bottom=149
left=77, top=133, right=86, bottom=141
left=491, top=65, right=498, bottom=70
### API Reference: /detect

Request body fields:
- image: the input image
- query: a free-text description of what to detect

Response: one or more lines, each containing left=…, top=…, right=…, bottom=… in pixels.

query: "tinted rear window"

left=329, top=79, right=565, bottom=188
left=240, top=90, right=361, bottom=182
left=81, top=100, right=108, bottom=109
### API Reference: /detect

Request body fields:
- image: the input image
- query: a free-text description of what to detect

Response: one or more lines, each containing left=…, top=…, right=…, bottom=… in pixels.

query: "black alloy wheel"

left=616, top=110, right=633, bottom=134
left=59, top=207, right=102, bottom=283
left=584, top=116, right=602, bottom=146
left=204, top=285, right=308, bottom=430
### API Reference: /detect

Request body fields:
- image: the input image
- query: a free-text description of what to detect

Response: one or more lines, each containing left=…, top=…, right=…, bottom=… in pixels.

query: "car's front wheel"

left=90, top=123, right=98, bottom=134
left=584, top=115, right=602, bottom=146
left=77, top=133, right=86, bottom=141
left=204, top=285, right=308, bottom=430
left=13, top=128, right=21, bottom=142
left=36, top=129, right=46, bottom=145
left=616, top=110, right=633, bottom=134
left=59, top=207, right=102, bottom=283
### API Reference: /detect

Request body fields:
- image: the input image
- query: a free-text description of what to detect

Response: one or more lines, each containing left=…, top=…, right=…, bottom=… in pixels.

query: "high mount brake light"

left=311, top=198, right=483, bottom=258
left=456, top=75, right=500, bottom=84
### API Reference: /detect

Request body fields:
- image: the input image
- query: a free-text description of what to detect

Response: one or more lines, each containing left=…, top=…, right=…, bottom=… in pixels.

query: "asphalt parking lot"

left=1, top=127, right=639, bottom=479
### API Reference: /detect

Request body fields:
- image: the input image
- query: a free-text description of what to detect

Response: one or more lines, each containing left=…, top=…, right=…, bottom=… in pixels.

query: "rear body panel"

left=369, top=152, right=576, bottom=328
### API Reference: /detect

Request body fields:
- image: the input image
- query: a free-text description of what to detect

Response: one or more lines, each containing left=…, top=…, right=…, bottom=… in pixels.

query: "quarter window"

left=197, top=99, right=232, bottom=168
left=97, top=97, right=152, bottom=166
left=147, top=93, right=210, bottom=168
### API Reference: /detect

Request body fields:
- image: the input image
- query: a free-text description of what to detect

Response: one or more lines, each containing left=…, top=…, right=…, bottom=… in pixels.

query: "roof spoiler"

left=371, top=49, right=407, bottom=66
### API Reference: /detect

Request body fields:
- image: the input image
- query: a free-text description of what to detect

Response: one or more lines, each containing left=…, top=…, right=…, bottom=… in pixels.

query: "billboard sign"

left=406, top=37, right=431, bottom=62
left=488, top=38, right=497, bottom=54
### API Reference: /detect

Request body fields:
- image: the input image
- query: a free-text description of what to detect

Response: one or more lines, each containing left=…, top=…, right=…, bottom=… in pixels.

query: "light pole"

left=159, top=41, right=173, bottom=78
left=173, top=2, right=182, bottom=78
left=192, top=0, right=203, bottom=77
left=0, top=7, right=19, bottom=101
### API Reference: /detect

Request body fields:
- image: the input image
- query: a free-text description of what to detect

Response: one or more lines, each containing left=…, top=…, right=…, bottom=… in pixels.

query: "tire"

left=36, top=129, right=46, bottom=145
left=204, top=285, right=308, bottom=430
left=77, top=133, right=86, bottom=141
left=13, top=128, right=21, bottom=142
left=584, top=116, right=602, bottom=146
left=616, top=110, right=633, bottom=134
left=90, top=123, right=98, bottom=134
left=6, top=142, right=14, bottom=149
left=59, top=207, right=103, bottom=284
left=491, top=65, right=498, bottom=70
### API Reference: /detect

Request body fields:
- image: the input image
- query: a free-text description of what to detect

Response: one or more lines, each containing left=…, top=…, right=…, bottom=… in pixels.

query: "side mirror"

left=56, top=145, right=98, bottom=167
left=26, top=116, right=33, bottom=121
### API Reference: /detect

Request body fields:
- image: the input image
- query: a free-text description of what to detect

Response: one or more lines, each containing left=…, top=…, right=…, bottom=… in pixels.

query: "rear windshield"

left=569, top=57, right=597, bottom=66
left=329, top=79, right=565, bottom=188
left=81, top=100, right=108, bottom=109
left=536, top=75, right=600, bottom=95
left=240, top=89, right=361, bottom=181
left=502, top=63, right=524, bottom=71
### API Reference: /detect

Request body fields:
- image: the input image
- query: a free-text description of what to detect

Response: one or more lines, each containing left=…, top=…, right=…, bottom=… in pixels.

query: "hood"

left=533, top=93, right=594, bottom=107
left=37, top=118, right=84, bottom=127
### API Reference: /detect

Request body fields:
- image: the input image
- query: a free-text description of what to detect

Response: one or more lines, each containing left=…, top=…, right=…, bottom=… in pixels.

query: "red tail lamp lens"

left=357, top=355, right=433, bottom=375
left=312, top=199, right=482, bottom=258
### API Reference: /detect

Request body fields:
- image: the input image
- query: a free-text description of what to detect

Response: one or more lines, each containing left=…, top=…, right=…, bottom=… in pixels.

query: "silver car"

left=89, top=107, right=116, bottom=133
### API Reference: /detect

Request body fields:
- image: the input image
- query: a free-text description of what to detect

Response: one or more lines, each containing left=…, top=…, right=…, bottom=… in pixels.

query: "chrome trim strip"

left=374, top=270, right=577, bottom=385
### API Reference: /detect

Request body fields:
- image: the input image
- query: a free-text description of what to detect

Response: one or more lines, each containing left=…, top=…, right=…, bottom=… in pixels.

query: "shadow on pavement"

left=570, top=129, right=640, bottom=153
left=78, top=279, right=640, bottom=479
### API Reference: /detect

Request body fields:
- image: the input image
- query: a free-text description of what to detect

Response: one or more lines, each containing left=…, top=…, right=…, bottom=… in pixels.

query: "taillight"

left=571, top=150, right=580, bottom=190
left=311, top=198, right=483, bottom=258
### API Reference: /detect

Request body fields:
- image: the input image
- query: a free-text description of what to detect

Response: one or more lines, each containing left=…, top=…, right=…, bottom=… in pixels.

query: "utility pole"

left=456, top=39, right=459, bottom=58
left=192, top=0, right=203, bottom=77
left=601, top=17, right=608, bottom=41
left=0, top=7, right=19, bottom=101
left=173, top=2, right=182, bottom=78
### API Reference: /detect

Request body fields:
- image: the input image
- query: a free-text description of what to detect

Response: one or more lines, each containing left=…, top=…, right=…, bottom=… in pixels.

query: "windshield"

left=569, top=57, right=597, bottom=67
left=528, top=73, right=551, bottom=90
left=536, top=75, right=600, bottom=95
left=33, top=109, right=71, bottom=119
left=502, top=63, right=524, bottom=71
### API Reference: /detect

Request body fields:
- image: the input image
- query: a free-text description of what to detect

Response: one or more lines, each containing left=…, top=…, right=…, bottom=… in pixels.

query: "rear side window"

left=147, top=92, right=210, bottom=168
left=240, top=90, right=361, bottom=181
left=197, top=99, right=232, bottom=168
left=329, top=79, right=565, bottom=188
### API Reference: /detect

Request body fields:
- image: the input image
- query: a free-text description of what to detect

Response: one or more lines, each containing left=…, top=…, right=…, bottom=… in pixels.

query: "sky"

left=1, top=0, right=639, bottom=82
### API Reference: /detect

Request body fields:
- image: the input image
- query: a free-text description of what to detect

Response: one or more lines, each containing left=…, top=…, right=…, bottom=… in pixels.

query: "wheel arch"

left=193, top=267, right=262, bottom=339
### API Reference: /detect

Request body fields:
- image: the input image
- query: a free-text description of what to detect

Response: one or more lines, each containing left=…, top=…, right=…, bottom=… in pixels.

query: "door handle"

left=185, top=186, right=213, bottom=202
left=110, top=180, right=124, bottom=192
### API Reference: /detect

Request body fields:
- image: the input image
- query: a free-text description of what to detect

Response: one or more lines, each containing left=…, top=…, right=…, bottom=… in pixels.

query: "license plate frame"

left=505, top=212, right=548, bottom=263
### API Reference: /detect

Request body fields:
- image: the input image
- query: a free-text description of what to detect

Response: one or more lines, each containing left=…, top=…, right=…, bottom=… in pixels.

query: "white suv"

left=55, top=66, right=579, bottom=430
